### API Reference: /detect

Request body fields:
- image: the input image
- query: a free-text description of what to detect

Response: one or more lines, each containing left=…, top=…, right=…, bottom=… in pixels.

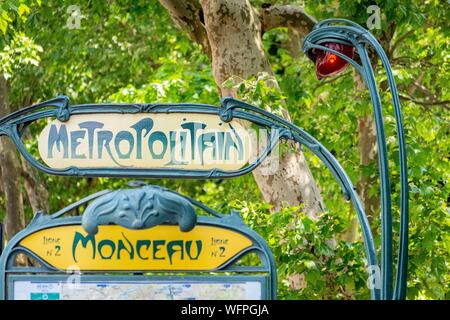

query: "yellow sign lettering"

left=19, top=225, right=253, bottom=271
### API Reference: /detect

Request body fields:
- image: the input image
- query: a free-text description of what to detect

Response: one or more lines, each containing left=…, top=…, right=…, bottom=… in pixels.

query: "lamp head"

left=307, top=42, right=354, bottom=80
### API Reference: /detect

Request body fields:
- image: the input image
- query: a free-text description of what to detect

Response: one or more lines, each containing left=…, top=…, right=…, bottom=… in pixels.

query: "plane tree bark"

left=0, top=76, right=26, bottom=240
left=159, top=0, right=324, bottom=216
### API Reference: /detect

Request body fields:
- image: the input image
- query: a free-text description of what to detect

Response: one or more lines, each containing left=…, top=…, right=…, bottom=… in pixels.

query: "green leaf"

left=17, top=4, right=31, bottom=16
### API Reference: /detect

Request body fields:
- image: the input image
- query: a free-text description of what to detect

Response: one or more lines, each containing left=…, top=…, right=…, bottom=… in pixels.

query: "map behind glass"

left=12, top=280, right=262, bottom=300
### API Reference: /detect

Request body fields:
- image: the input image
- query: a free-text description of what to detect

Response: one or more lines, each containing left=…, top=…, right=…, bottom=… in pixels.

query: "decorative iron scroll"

left=82, top=185, right=197, bottom=234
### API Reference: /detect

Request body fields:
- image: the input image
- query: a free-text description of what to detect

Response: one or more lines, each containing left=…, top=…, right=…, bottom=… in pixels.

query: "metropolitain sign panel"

left=18, top=225, right=253, bottom=271
left=38, top=114, right=252, bottom=170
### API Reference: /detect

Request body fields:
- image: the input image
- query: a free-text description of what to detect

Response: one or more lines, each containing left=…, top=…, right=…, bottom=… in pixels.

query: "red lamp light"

left=310, top=42, right=354, bottom=80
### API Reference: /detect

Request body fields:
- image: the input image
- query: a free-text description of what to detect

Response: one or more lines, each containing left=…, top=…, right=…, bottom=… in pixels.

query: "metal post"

left=303, top=19, right=409, bottom=300
left=0, top=22, right=409, bottom=299
left=357, top=43, right=393, bottom=299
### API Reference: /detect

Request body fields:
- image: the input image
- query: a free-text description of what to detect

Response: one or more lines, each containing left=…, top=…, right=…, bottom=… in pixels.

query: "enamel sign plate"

left=38, top=113, right=252, bottom=170
left=19, top=225, right=253, bottom=271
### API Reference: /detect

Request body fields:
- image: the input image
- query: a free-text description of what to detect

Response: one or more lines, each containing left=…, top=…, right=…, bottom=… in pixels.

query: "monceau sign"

left=19, top=224, right=253, bottom=271
left=38, top=113, right=252, bottom=170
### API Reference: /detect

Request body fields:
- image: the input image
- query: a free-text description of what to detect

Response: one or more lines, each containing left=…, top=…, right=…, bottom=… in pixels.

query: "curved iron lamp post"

left=303, top=19, right=409, bottom=300
left=0, top=17, right=408, bottom=301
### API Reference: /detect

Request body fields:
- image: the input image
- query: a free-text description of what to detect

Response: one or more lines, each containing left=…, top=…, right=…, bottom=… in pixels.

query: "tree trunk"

left=357, top=115, right=379, bottom=221
left=21, top=154, right=50, bottom=214
left=344, top=72, right=379, bottom=241
left=161, top=0, right=324, bottom=215
left=0, top=76, right=26, bottom=240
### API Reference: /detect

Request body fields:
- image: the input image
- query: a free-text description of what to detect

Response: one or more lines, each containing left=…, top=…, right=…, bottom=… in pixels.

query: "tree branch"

left=390, top=29, right=414, bottom=56
left=399, top=94, right=450, bottom=110
left=159, top=0, right=211, bottom=58
left=259, top=4, right=315, bottom=58
left=259, top=4, right=316, bottom=35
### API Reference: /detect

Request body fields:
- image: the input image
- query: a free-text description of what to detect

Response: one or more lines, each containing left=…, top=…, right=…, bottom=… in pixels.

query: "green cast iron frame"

left=0, top=185, right=277, bottom=300
left=303, top=19, right=408, bottom=300
left=0, top=95, right=381, bottom=297
left=0, top=19, right=408, bottom=300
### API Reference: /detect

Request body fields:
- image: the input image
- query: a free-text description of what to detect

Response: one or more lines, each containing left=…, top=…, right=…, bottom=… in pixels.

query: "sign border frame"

left=0, top=95, right=380, bottom=299
left=0, top=197, right=277, bottom=300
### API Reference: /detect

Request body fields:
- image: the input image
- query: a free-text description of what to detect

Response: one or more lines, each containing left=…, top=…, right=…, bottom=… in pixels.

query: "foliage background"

left=0, top=0, right=448, bottom=299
